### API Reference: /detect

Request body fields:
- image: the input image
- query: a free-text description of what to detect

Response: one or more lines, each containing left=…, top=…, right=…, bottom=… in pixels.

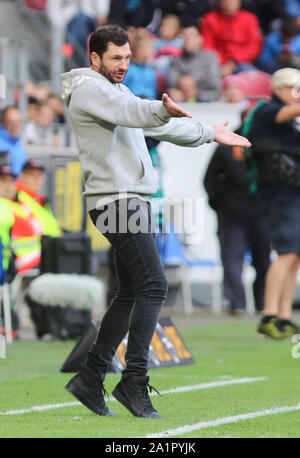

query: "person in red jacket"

left=201, top=0, right=263, bottom=76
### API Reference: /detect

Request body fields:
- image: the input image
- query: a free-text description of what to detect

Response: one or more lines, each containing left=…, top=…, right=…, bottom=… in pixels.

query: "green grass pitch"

left=1, top=313, right=300, bottom=438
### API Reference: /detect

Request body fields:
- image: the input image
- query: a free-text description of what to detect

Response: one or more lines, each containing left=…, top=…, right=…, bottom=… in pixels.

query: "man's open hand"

left=162, top=93, right=192, bottom=118
left=214, top=121, right=251, bottom=147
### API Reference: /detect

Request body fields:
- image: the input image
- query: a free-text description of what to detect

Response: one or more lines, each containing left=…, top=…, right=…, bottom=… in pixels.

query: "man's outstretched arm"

left=143, top=116, right=251, bottom=148
left=148, top=95, right=251, bottom=148
left=73, top=83, right=194, bottom=129
left=214, top=121, right=251, bottom=147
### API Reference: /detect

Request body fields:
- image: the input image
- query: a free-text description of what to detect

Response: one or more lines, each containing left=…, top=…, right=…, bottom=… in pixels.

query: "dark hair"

left=89, top=25, right=129, bottom=60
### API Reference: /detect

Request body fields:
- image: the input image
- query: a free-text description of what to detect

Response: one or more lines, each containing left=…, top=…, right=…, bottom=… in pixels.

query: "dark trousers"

left=218, top=211, right=271, bottom=312
left=106, top=246, right=118, bottom=310
left=83, top=198, right=168, bottom=381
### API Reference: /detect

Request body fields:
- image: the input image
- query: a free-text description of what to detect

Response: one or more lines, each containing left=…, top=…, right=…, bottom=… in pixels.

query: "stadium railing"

left=0, top=37, right=28, bottom=115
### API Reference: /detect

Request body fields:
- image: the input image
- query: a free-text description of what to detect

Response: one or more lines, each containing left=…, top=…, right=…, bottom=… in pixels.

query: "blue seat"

left=157, top=223, right=220, bottom=267
left=156, top=224, right=222, bottom=315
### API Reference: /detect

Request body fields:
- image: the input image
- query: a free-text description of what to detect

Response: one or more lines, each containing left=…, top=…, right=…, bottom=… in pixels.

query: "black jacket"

left=249, top=95, right=300, bottom=189
left=204, top=134, right=262, bottom=218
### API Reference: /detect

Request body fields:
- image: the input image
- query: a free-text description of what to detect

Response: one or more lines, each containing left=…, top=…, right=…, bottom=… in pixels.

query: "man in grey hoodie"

left=62, top=25, right=251, bottom=419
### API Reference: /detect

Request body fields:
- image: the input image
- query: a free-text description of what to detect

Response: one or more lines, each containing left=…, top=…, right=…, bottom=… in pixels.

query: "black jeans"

left=83, top=198, right=168, bottom=381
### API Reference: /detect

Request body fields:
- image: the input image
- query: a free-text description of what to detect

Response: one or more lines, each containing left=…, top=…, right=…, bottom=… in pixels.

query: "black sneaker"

left=65, top=371, right=117, bottom=416
left=112, top=375, right=163, bottom=418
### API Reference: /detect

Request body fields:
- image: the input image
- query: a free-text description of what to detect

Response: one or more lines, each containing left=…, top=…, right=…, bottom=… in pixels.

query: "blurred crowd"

left=5, top=0, right=300, bottom=148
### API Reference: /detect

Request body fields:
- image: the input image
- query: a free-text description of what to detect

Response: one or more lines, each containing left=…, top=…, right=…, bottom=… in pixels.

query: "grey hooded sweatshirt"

left=61, top=68, right=216, bottom=210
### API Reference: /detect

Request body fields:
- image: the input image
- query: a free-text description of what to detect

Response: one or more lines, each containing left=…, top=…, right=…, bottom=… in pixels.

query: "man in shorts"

left=249, top=68, right=300, bottom=339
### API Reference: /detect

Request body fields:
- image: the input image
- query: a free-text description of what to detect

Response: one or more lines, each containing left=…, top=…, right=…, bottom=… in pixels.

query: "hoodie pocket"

left=136, top=156, right=146, bottom=183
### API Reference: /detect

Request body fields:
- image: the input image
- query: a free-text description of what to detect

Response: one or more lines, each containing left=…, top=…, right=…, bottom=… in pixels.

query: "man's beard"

left=99, top=62, right=126, bottom=84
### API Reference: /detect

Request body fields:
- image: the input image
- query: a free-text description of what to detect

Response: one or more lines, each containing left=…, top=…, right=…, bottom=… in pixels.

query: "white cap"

left=272, top=67, right=300, bottom=89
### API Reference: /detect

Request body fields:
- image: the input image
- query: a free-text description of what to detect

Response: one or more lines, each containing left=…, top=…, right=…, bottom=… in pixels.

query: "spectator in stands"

left=25, top=81, right=50, bottom=104
left=258, top=18, right=300, bottom=74
left=167, top=26, right=221, bottom=102
left=0, top=106, right=27, bottom=176
left=241, top=0, right=286, bottom=34
left=162, top=0, right=216, bottom=27
left=154, top=14, right=183, bottom=76
left=27, top=98, right=40, bottom=123
left=170, top=75, right=199, bottom=103
left=23, top=101, right=57, bottom=146
left=24, top=83, right=63, bottom=144
left=108, top=0, right=156, bottom=29
left=221, top=75, right=247, bottom=104
left=123, top=33, right=157, bottom=99
left=37, top=103, right=57, bottom=146
left=221, top=70, right=272, bottom=107
left=23, top=98, right=41, bottom=145
left=47, top=94, right=66, bottom=124
left=38, top=104, right=55, bottom=128
left=155, top=14, right=183, bottom=57
left=47, top=0, right=111, bottom=27
left=285, top=0, right=300, bottom=19
left=201, top=0, right=263, bottom=76
left=204, top=121, right=271, bottom=314
left=47, top=0, right=111, bottom=67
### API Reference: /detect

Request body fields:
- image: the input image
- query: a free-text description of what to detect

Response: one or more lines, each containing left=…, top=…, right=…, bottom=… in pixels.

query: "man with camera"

left=248, top=68, right=300, bottom=339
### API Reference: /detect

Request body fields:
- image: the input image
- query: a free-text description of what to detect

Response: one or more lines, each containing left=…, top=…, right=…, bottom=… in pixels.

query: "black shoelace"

left=96, top=382, right=109, bottom=405
left=143, top=383, right=162, bottom=411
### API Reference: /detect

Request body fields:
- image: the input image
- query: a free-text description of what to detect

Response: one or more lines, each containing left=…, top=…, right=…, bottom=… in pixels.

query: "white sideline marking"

left=146, top=403, right=300, bottom=438
left=0, top=377, right=266, bottom=416
left=156, top=377, right=266, bottom=396
left=0, top=402, right=80, bottom=415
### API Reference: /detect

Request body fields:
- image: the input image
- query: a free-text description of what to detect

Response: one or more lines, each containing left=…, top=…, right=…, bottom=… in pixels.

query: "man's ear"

left=90, top=52, right=101, bottom=69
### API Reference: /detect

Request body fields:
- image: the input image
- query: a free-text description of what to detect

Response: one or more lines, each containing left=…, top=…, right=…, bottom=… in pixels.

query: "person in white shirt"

left=46, top=0, right=110, bottom=27
left=47, top=0, right=111, bottom=67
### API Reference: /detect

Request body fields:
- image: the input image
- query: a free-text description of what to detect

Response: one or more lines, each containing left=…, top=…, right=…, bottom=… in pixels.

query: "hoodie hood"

left=61, top=67, right=107, bottom=107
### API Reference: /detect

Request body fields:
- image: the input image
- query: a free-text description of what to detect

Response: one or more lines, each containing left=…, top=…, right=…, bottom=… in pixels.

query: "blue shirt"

left=0, top=125, right=27, bottom=176
left=285, top=0, right=300, bottom=17
left=258, top=31, right=300, bottom=73
left=154, top=37, right=184, bottom=52
left=123, top=62, right=157, bottom=100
